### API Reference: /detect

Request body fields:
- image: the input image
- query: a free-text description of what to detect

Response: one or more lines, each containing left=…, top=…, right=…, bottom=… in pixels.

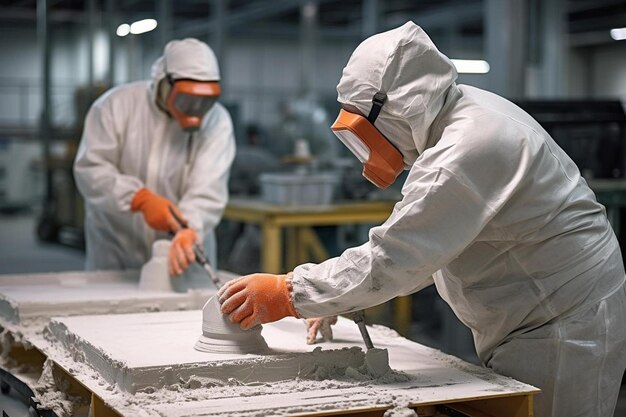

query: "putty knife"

left=351, top=310, right=374, bottom=350
left=192, top=245, right=221, bottom=287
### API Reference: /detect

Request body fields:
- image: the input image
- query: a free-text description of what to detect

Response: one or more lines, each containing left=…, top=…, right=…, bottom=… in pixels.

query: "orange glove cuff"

left=252, top=274, right=298, bottom=323
left=173, top=228, right=197, bottom=246
left=169, top=228, right=198, bottom=276
left=130, top=187, right=151, bottom=212
left=276, top=274, right=298, bottom=320
left=284, top=272, right=298, bottom=318
left=131, top=188, right=184, bottom=232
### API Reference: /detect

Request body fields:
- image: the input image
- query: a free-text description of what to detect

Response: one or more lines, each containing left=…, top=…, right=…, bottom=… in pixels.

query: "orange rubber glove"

left=169, top=228, right=198, bottom=276
left=131, top=188, right=186, bottom=232
left=218, top=273, right=298, bottom=330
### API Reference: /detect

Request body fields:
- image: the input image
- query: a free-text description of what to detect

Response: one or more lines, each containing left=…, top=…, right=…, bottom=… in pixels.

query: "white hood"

left=150, top=38, right=220, bottom=100
left=337, top=21, right=458, bottom=166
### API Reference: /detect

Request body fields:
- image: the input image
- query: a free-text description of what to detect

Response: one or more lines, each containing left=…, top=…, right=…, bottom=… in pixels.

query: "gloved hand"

left=218, top=273, right=298, bottom=330
left=305, top=316, right=338, bottom=344
left=169, top=228, right=197, bottom=276
left=131, top=187, right=186, bottom=232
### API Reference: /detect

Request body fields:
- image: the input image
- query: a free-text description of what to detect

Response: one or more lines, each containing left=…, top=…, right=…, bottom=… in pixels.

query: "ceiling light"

left=130, top=19, right=158, bottom=35
left=610, top=27, right=626, bottom=41
left=116, top=23, right=130, bottom=37
left=451, top=59, right=490, bottom=74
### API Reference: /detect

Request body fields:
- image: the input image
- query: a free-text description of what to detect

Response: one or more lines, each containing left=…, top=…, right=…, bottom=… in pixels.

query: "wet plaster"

left=43, top=311, right=539, bottom=417
left=0, top=269, right=233, bottom=329
left=0, top=270, right=538, bottom=417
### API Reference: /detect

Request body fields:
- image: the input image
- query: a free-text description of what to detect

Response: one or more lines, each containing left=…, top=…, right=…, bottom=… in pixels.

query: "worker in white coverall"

left=217, top=22, right=626, bottom=417
left=74, top=38, right=236, bottom=276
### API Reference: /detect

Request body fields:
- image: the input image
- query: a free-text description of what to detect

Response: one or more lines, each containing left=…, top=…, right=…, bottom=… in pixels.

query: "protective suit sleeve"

left=178, top=105, right=236, bottom=237
left=73, top=97, right=144, bottom=214
left=292, top=165, right=498, bottom=318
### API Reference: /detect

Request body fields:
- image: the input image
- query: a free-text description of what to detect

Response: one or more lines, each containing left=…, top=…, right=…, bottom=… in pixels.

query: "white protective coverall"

left=74, top=39, right=236, bottom=270
left=292, top=22, right=626, bottom=417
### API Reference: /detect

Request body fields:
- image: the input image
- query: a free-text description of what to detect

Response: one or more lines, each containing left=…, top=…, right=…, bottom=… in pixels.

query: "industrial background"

left=0, top=0, right=625, bottom=416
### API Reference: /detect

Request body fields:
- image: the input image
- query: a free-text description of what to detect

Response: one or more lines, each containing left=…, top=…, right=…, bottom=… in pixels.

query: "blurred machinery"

left=516, top=99, right=626, bottom=256
left=0, top=138, right=43, bottom=213
left=36, top=84, right=107, bottom=248
left=516, top=100, right=626, bottom=179
left=268, top=97, right=340, bottom=165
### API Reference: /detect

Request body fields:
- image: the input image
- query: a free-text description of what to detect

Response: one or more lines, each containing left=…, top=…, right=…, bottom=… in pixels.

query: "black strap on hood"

left=367, top=92, right=387, bottom=124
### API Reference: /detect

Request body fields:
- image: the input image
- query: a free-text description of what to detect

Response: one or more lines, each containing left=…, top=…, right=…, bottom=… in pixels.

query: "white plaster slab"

left=0, top=270, right=237, bottom=328
left=48, top=310, right=538, bottom=404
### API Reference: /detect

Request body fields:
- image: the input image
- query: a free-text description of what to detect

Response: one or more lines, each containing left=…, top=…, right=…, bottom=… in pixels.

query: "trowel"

left=191, top=244, right=221, bottom=288
left=351, top=310, right=392, bottom=377
left=169, top=207, right=221, bottom=288
left=351, top=310, right=374, bottom=350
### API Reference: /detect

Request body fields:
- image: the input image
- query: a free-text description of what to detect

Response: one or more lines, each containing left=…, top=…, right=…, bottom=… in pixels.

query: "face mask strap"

left=367, top=92, right=387, bottom=124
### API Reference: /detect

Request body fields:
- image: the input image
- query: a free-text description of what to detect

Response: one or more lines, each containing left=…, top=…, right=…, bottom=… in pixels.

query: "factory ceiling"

left=0, top=0, right=624, bottom=46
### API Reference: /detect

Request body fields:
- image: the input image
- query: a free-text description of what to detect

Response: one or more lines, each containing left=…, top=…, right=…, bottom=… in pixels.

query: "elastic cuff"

left=130, top=187, right=150, bottom=212
left=284, top=272, right=300, bottom=318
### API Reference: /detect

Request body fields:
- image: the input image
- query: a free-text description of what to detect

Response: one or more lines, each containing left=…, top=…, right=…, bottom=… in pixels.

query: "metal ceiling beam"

left=569, top=13, right=626, bottom=33
left=362, top=0, right=380, bottom=39
left=12, top=0, right=36, bottom=7
left=0, top=6, right=84, bottom=23
left=37, top=0, right=52, bottom=211
left=541, top=0, right=568, bottom=97
left=485, top=0, right=527, bottom=98
left=384, top=1, right=482, bottom=31
left=568, top=0, right=625, bottom=13
left=106, top=0, right=117, bottom=86
left=211, top=0, right=228, bottom=64
left=157, top=0, right=172, bottom=48
left=176, top=0, right=296, bottom=38
left=175, top=0, right=340, bottom=38
left=569, top=30, right=619, bottom=47
left=300, top=0, right=319, bottom=95
left=177, top=0, right=484, bottom=40
left=221, top=23, right=360, bottom=40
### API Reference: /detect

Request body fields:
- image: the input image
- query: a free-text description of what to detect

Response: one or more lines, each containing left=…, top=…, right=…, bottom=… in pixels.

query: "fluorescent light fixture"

left=451, top=59, right=490, bottom=74
left=116, top=23, right=130, bottom=37
left=610, top=27, right=626, bottom=41
left=130, top=19, right=158, bottom=35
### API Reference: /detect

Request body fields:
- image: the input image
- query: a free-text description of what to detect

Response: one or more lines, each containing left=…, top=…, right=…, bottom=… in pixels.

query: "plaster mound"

left=194, top=296, right=268, bottom=354
left=139, top=240, right=173, bottom=292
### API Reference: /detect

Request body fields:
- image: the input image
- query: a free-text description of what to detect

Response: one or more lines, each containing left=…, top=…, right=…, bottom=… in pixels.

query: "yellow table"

left=0, top=315, right=538, bottom=417
left=223, top=198, right=414, bottom=335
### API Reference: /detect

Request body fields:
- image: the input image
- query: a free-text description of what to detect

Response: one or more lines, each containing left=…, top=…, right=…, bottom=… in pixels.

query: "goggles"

left=166, top=76, right=221, bottom=132
left=331, top=92, right=404, bottom=188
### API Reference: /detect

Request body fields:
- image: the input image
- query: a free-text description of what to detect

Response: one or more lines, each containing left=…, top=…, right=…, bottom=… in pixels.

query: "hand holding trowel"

left=168, top=206, right=221, bottom=288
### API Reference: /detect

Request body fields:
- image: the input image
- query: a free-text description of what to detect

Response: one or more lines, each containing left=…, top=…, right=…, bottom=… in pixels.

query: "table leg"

left=286, top=228, right=299, bottom=271
left=394, top=296, right=412, bottom=337
left=262, top=222, right=282, bottom=274
left=299, top=227, right=329, bottom=263
left=449, top=393, right=535, bottom=417
left=91, top=393, right=122, bottom=417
